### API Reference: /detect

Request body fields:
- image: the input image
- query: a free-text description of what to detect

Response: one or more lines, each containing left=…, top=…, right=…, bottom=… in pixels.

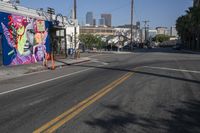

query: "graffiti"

left=0, top=14, right=49, bottom=65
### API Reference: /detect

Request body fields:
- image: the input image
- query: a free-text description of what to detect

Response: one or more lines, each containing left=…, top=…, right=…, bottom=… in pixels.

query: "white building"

left=148, top=29, right=157, bottom=41
left=170, top=26, right=178, bottom=37
left=114, top=26, right=140, bottom=43
left=0, top=1, right=79, bottom=50
left=156, top=27, right=169, bottom=35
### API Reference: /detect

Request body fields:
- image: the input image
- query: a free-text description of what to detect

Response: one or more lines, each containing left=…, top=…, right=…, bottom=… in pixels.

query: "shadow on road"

left=55, top=60, right=200, bottom=85
left=133, top=48, right=199, bottom=55
left=84, top=100, right=200, bottom=133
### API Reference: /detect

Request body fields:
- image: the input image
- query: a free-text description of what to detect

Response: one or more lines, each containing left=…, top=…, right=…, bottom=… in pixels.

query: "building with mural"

left=0, top=1, right=79, bottom=66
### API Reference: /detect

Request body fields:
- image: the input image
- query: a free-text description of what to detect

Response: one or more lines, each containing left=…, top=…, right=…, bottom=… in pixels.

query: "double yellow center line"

left=33, top=72, right=133, bottom=133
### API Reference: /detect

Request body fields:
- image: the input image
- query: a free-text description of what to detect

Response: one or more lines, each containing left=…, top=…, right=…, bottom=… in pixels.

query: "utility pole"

left=74, top=0, right=77, bottom=50
left=143, top=20, right=150, bottom=42
left=130, top=0, right=134, bottom=51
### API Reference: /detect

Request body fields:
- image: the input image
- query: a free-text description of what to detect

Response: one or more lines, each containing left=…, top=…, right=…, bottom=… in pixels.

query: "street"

left=0, top=48, right=200, bottom=133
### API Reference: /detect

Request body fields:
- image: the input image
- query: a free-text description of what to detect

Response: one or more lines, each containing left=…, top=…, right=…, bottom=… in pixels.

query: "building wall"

left=101, top=14, right=112, bottom=27
left=170, top=26, right=178, bottom=37
left=0, top=1, right=49, bottom=20
left=66, top=25, right=80, bottom=49
left=86, top=12, right=93, bottom=26
left=148, top=30, right=157, bottom=39
left=156, top=27, right=168, bottom=35
left=80, top=26, right=115, bottom=36
left=0, top=11, right=51, bottom=66
left=99, top=18, right=105, bottom=26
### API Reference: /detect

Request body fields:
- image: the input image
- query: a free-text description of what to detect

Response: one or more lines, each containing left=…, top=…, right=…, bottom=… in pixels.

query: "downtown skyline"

left=19, top=0, right=192, bottom=28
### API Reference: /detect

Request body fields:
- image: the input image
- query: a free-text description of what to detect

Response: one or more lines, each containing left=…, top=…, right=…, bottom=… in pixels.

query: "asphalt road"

left=0, top=48, right=200, bottom=133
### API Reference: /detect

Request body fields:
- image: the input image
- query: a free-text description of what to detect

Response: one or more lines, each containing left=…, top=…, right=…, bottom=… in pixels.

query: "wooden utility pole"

left=143, top=20, right=150, bottom=42
left=130, top=0, right=134, bottom=51
left=74, top=0, right=77, bottom=49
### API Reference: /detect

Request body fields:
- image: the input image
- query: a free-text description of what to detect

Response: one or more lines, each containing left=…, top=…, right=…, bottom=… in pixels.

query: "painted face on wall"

left=34, top=44, right=46, bottom=62
left=1, top=13, right=49, bottom=66
left=17, top=25, right=25, bottom=36
left=36, top=49, right=44, bottom=61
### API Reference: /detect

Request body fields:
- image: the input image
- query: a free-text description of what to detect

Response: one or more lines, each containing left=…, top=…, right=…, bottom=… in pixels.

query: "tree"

left=79, top=34, right=105, bottom=50
left=152, top=34, right=170, bottom=43
left=176, top=6, right=200, bottom=50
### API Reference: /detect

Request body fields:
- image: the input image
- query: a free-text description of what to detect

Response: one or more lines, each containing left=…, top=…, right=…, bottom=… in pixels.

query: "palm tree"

left=176, top=6, right=200, bottom=50
left=191, top=7, right=200, bottom=50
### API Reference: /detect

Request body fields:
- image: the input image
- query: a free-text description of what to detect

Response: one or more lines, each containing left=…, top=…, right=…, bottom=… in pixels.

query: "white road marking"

left=143, top=66, right=200, bottom=74
left=28, top=97, right=49, bottom=106
left=0, top=68, right=92, bottom=96
left=91, top=59, right=109, bottom=65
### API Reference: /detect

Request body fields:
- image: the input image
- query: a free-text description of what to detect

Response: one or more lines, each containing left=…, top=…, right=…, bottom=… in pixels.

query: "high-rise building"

left=101, top=14, right=112, bottom=27
left=86, top=12, right=93, bottom=26
left=93, top=19, right=96, bottom=26
left=99, top=18, right=105, bottom=26
left=194, top=0, right=200, bottom=7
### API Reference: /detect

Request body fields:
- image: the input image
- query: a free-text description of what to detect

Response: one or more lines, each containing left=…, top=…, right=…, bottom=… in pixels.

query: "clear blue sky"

left=20, top=0, right=193, bottom=28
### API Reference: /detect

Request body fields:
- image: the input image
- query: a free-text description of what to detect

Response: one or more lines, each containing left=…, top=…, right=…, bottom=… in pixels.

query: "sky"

left=20, top=0, right=193, bottom=28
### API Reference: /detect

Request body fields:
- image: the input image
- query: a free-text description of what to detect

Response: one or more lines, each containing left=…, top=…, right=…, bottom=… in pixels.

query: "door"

left=50, top=28, right=67, bottom=59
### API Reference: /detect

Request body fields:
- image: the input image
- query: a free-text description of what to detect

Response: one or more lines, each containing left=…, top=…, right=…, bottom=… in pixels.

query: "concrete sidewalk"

left=0, top=57, right=90, bottom=81
left=182, top=49, right=200, bottom=54
left=54, top=57, right=90, bottom=66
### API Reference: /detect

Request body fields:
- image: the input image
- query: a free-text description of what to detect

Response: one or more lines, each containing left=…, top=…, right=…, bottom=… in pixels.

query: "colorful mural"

left=0, top=12, right=51, bottom=66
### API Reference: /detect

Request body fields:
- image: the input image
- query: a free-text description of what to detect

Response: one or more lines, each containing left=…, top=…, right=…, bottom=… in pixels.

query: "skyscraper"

left=99, top=18, right=105, bottom=26
left=86, top=12, right=93, bottom=26
left=93, top=19, right=96, bottom=26
left=101, top=14, right=112, bottom=27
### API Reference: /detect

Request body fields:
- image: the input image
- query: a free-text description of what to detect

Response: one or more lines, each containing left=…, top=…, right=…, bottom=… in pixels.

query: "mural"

left=0, top=12, right=50, bottom=65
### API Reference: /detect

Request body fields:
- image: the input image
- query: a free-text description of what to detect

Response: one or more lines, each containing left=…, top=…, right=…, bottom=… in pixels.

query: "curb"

left=66, top=59, right=91, bottom=65
left=49, top=59, right=91, bottom=69
left=88, top=51, right=133, bottom=54
left=182, top=50, right=200, bottom=54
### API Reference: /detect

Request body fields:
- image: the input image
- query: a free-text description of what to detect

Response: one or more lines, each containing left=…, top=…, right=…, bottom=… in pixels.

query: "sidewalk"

left=182, top=49, right=200, bottom=54
left=0, top=57, right=90, bottom=81
left=53, top=57, right=90, bottom=66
